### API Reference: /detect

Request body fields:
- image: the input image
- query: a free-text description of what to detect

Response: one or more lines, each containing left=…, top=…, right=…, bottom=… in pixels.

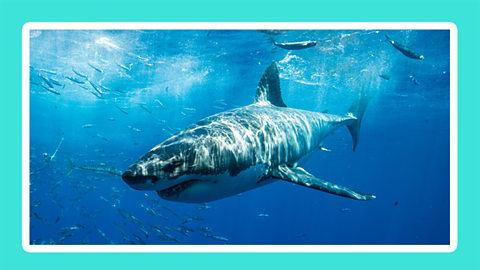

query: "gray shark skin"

left=122, top=61, right=375, bottom=203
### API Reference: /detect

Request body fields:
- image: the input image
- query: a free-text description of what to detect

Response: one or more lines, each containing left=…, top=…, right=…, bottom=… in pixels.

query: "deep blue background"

left=29, top=29, right=450, bottom=245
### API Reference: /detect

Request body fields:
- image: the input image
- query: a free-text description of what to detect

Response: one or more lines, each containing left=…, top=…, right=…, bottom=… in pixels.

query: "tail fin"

left=385, top=34, right=393, bottom=44
left=267, top=36, right=276, bottom=44
left=67, top=158, right=75, bottom=176
left=346, top=86, right=371, bottom=152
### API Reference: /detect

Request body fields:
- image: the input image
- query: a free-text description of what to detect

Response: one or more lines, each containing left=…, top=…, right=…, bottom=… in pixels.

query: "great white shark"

left=122, top=61, right=375, bottom=203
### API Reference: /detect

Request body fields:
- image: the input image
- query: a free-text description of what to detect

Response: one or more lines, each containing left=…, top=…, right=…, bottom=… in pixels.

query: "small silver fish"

left=274, top=40, right=318, bottom=50
left=97, top=134, right=109, bottom=141
left=385, top=34, right=424, bottom=60
left=141, top=105, right=153, bottom=114
left=115, top=62, right=131, bottom=71
left=155, top=99, right=169, bottom=110
left=88, top=62, right=103, bottom=73
left=116, top=105, right=128, bottom=114
left=72, top=67, right=88, bottom=78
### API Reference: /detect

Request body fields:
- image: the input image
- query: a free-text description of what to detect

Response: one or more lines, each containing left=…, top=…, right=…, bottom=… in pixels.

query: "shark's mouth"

left=122, top=172, right=160, bottom=190
left=158, top=179, right=199, bottom=197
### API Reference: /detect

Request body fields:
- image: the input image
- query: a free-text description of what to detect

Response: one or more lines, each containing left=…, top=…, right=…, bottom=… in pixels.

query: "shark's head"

left=122, top=138, right=197, bottom=194
left=121, top=127, right=260, bottom=203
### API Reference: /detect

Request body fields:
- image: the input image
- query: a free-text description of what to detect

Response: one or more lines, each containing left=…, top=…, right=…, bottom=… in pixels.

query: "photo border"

left=22, top=22, right=458, bottom=253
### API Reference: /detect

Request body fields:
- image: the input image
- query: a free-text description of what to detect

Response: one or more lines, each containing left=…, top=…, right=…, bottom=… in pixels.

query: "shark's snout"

left=122, top=165, right=159, bottom=190
left=121, top=168, right=136, bottom=185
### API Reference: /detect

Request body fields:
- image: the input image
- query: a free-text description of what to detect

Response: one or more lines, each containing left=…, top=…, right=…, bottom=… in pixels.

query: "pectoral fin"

left=272, top=165, right=375, bottom=201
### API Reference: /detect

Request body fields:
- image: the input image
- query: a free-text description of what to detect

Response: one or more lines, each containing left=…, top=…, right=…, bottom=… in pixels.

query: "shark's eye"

left=163, top=158, right=182, bottom=173
left=170, top=159, right=182, bottom=167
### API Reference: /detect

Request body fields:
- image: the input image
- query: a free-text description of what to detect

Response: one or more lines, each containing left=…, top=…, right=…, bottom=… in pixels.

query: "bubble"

left=30, top=30, right=42, bottom=38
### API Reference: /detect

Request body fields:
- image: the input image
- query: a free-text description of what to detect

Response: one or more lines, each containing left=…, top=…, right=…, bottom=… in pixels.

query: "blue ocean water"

left=29, top=29, right=450, bottom=245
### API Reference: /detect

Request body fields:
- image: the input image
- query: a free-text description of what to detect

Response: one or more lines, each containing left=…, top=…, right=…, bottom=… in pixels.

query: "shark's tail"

left=385, top=34, right=394, bottom=45
left=346, top=86, right=371, bottom=152
left=67, top=158, right=76, bottom=176
left=267, top=35, right=276, bottom=44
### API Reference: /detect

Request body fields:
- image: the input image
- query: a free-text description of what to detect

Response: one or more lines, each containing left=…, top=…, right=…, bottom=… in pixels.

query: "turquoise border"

left=1, top=0, right=479, bottom=269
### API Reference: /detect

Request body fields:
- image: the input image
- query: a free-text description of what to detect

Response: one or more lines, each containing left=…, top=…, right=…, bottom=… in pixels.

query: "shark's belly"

left=158, top=164, right=276, bottom=203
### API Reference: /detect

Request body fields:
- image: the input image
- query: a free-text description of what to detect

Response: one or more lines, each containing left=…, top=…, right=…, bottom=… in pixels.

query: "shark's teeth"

left=159, top=179, right=199, bottom=197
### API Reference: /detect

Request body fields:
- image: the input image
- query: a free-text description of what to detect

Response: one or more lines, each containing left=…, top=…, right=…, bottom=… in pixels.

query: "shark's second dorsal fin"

left=254, top=61, right=287, bottom=107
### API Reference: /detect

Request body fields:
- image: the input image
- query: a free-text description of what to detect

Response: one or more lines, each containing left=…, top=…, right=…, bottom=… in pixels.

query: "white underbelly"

left=161, top=164, right=276, bottom=203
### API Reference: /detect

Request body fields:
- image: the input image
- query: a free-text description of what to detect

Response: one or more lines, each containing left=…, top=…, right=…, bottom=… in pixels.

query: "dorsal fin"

left=254, top=61, right=287, bottom=107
